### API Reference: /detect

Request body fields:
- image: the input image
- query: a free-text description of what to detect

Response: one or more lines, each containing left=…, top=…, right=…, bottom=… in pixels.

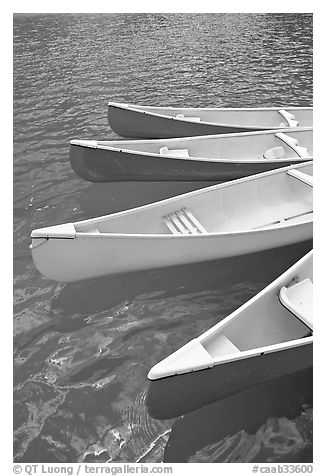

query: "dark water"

left=13, top=13, right=313, bottom=463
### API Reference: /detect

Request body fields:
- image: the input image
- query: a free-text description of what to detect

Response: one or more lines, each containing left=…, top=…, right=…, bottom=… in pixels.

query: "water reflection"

left=164, top=369, right=312, bottom=463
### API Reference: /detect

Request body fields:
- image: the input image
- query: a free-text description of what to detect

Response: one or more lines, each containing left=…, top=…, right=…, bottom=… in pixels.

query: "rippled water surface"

left=13, top=13, right=313, bottom=463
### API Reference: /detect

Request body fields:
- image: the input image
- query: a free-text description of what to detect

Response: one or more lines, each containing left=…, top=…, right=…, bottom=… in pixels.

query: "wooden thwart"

left=253, top=210, right=312, bottom=230
left=163, top=207, right=207, bottom=235
left=287, top=169, right=313, bottom=187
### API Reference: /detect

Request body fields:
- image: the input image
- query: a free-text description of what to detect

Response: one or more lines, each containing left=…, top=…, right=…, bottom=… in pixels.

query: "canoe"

left=146, top=250, right=313, bottom=419
left=107, top=102, right=313, bottom=139
left=69, top=127, right=313, bottom=183
left=30, top=162, right=313, bottom=282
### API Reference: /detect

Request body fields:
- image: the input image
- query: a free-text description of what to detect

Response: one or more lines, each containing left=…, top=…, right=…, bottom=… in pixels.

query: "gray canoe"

left=70, top=127, right=313, bottom=182
left=107, top=102, right=313, bottom=139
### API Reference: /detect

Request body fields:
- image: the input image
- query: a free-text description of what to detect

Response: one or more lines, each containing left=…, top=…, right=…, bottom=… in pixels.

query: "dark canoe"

left=107, top=103, right=271, bottom=139
left=69, top=143, right=309, bottom=183
left=145, top=339, right=312, bottom=420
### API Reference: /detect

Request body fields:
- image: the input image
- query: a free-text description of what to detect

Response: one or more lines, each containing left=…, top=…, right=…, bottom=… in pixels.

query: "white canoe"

left=70, top=127, right=313, bottom=182
left=107, top=102, right=313, bottom=139
left=148, top=250, right=313, bottom=380
left=30, top=162, right=313, bottom=282
left=146, top=251, right=313, bottom=414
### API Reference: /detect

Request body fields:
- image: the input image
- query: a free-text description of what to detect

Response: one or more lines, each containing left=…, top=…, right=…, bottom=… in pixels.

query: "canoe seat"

left=279, top=278, right=313, bottom=330
left=163, top=207, right=207, bottom=235
left=278, top=109, right=299, bottom=127
left=203, top=333, right=240, bottom=358
left=275, top=132, right=310, bottom=158
left=159, top=146, right=190, bottom=158
left=263, top=146, right=285, bottom=160
left=81, top=225, right=101, bottom=234
left=287, top=169, right=313, bottom=187
left=176, top=113, right=201, bottom=122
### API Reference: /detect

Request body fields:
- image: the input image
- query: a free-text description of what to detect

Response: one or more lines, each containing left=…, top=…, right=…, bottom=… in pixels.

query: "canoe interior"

left=74, top=163, right=313, bottom=235
left=117, top=104, right=313, bottom=128
left=93, top=128, right=313, bottom=162
left=203, top=254, right=312, bottom=355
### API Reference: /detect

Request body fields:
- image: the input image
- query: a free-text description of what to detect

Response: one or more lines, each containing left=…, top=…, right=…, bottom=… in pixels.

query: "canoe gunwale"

left=70, top=143, right=311, bottom=165
left=70, top=218, right=312, bottom=239
left=108, top=102, right=313, bottom=113
left=72, top=125, right=313, bottom=148
left=148, top=336, right=313, bottom=379
left=31, top=217, right=312, bottom=245
left=108, top=102, right=313, bottom=129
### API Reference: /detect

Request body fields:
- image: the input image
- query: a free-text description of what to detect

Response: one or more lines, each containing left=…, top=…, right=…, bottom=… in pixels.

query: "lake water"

left=13, top=13, right=313, bottom=463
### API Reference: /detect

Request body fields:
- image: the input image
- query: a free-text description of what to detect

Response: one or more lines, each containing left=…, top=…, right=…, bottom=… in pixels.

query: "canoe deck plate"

left=279, top=279, right=313, bottom=330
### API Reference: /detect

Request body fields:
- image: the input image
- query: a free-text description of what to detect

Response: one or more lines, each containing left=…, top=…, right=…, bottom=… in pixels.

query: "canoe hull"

left=107, top=103, right=313, bottom=139
left=146, top=339, right=312, bottom=420
left=69, top=143, right=309, bottom=183
left=108, top=104, right=267, bottom=139
left=31, top=221, right=312, bottom=282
